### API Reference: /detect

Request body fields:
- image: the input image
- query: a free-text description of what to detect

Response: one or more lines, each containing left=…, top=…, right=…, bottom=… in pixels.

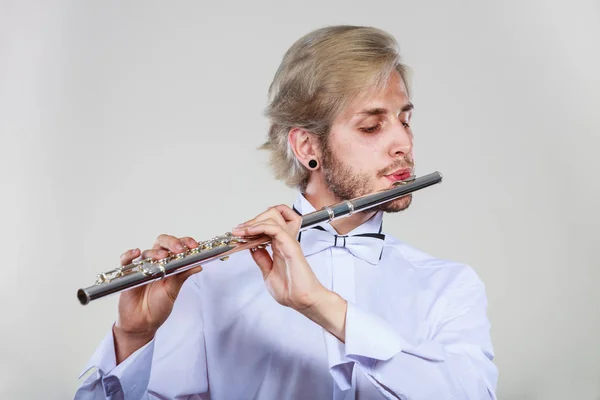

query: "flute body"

left=77, top=171, right=442, bottom=305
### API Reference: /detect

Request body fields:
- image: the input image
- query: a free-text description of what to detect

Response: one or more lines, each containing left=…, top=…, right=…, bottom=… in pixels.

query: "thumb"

left=165, top=264, right=204, bottom=297
left=250, top=248, right=273, bottom=279
left=175, top=264, right=204, bottom=283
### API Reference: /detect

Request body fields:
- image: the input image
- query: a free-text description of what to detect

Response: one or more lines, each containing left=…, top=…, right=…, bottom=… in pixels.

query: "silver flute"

left=77, top=171, right=443, bottom=305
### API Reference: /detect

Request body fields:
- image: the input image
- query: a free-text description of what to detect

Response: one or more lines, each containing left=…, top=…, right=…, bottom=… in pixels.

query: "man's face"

left=321, top=71, right=414, bottom=213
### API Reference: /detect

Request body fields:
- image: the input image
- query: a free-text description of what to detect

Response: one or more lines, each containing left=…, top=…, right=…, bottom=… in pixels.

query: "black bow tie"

left=298, top=225, right=385, bottom=265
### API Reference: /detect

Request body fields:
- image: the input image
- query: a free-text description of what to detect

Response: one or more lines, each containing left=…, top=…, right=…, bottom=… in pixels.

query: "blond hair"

left=261, top=25, right=410, bottom=190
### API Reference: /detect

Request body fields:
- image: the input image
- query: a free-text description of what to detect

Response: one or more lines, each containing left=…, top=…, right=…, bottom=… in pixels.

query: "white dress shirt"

left=75, top=193, right=498, bottom=400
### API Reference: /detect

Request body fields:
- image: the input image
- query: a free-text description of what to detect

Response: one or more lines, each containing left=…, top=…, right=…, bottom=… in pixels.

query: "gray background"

left=1, top=1, right=599, bottom=399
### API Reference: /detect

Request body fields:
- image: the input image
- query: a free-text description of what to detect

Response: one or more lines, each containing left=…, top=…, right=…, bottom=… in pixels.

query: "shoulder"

left=383, top=234, right=485, bottom=291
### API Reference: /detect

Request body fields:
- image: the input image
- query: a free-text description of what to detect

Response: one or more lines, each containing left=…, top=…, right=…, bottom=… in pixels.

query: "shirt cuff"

left=345, top=302, right=404, bottom=362
left=79, top=325, right=155, bottom=399
left=323, top=328, right=354, bottom=391
left=346, top=302, right=446, bottom=363
left=79, top=328, right=118, bottom=379
left=325, top=303, right=447, bottom=390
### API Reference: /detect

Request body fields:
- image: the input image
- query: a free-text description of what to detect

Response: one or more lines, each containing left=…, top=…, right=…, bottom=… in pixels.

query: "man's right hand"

left=113, top=234, right=203, bottom=364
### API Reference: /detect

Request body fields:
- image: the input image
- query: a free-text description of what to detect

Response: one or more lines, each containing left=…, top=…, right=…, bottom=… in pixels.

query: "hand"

left=232, top=206, right=348, bottom=341
left=113, top=234, right=203, bottom=363
left=232, top=205, right=327, bottom=312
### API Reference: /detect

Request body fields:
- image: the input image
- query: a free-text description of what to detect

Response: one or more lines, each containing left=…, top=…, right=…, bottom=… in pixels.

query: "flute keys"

left=156, top=257, right=171, bottom=265
left=250, top=244, right=269, bottom=252
left=95, top=266, right=125, bottom=284
left=199, top=241, right=213, bottom=251
left=96, top=273, right=108, bottom=284
left=141, top=261, right=167, bottom=278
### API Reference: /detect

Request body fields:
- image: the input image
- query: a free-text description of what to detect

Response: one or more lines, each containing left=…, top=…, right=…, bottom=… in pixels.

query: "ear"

left=288, top=128, right=322, bottom=169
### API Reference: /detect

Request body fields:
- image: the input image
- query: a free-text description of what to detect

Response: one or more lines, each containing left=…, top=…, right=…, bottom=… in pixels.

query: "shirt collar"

left=293, top=192, right=384, bottom=236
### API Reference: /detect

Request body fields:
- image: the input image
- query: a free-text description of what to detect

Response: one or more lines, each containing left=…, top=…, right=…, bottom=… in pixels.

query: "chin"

left=379, top=194, right=412, bottom=213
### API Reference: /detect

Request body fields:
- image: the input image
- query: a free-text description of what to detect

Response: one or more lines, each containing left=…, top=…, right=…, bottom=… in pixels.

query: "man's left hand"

left=232, top=205, right=326, bottom=311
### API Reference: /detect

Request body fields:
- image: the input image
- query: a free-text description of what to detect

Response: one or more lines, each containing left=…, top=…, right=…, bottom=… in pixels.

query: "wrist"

left=300, top=288, right=348, bottom=342
left=113, top=324, right=155, bottom=365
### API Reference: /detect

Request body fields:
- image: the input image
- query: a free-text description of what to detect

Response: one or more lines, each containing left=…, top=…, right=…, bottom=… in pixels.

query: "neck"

left=303, top=180, right=377, bottom=235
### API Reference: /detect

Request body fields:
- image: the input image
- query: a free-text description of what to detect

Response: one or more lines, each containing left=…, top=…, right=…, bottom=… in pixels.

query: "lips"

left=384, top=168, right=412, bottom=182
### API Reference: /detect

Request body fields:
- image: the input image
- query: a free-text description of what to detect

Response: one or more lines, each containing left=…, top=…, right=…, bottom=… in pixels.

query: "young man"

left=76, top=26, right=498, bottom=399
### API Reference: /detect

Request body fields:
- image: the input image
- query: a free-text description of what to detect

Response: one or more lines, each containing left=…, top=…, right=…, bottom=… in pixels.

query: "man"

left=76, top=25, right=498, bottom=399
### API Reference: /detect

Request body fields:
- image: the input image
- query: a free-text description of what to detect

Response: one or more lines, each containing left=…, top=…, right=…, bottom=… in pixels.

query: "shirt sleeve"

left=74, top=277, right=209, bottom=400
left=325, top=279, right=498, bottom=400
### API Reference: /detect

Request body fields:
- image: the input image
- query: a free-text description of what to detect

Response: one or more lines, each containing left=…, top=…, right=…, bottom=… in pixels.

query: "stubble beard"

left=321, top=143, right=413, bottom=214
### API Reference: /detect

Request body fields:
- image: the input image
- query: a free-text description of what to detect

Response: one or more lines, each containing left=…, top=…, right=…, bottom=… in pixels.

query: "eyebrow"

left=356, top=102, right=414, bottom=116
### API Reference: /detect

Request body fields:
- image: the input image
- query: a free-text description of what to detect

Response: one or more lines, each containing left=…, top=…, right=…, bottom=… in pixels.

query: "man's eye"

left=360, top=124, right=381, bottom=133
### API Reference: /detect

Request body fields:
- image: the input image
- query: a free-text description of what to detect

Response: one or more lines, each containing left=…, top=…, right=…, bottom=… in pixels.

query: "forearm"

left=113, top=324, right=155, bottom=365
left=299, top=288, right=348, bottom=342
left=76, top=279, right=209, bottom=399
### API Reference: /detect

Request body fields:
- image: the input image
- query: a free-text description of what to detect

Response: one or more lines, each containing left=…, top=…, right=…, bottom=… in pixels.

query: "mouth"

left=384, top=168, right=413, bottom=183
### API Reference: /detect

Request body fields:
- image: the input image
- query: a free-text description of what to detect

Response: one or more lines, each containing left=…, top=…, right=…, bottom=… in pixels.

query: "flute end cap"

left=77, top=289, right=90, bottom=305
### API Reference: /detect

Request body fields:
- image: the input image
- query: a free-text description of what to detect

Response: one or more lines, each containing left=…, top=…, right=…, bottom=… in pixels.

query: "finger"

left=272, top=204, right=301, bottom=223
left=254, top=205, right=300, bottom=234
left=141, top=248, right=170, bottom=261
left=272, top=204, right=302, bottom=232
left=163, top=264, right=205, bottom=302
left=180, top=236, right=199, bottom=249
left=120, top=248, right=140, bottom=266
left=233, top=220, right=289, bottom=243
left=249, top=247, right=273, bottom=279
left=153, top=234, right=187, bottom=254
left=173, top=264, right=204, bottom=284
left=237, top=207, right=287, bottom=230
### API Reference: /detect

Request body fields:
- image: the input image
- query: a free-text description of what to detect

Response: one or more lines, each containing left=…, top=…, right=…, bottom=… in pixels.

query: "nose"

left=388, top=121, right=413, bottom=157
